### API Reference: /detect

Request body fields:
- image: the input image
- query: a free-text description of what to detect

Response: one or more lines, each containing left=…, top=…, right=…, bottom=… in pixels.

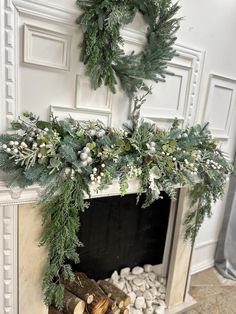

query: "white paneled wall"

left=1, top=2, right=236, bottom=313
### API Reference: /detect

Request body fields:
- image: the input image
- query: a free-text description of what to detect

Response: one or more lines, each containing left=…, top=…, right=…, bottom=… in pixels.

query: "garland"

left=0, top=111, right=232, bottom=310
left=76, top=0, right=181, bottom=98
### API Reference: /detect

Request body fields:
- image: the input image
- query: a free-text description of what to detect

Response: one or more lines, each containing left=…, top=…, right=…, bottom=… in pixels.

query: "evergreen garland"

left=76, top=0, right=181, bottom=98
left=0, top=111, right=232, bottom=310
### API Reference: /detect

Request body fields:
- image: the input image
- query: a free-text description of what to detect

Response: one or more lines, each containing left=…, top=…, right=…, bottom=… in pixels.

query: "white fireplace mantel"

left=0, top=178, right=197, bottom=314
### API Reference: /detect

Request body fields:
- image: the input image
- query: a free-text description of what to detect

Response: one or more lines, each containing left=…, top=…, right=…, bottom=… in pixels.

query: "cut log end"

left=64, top=289, right=85, bottom=314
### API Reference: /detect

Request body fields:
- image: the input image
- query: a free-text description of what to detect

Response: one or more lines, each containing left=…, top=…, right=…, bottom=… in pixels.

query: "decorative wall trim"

left=123, top=30, right=205, bottom=127
left=204, top=74, right=236, bottom=140
left=0, top=1, right=19, bottom=312
left=195, top=239, right=218, bottom=250
left=23, top=24, right=71, bottom=70
left=0, top=204, right=18, bottom=314
left=51, top=105, right=112, bottom=127
left=1, top=0, right=18, bottom=132
left=75, top=75, right=113, bottom=125
left=191, top=239, right=218, bottom=274
left=13, top=0, right=78, bottom=25
left=191, top=259, right=215, bottom=275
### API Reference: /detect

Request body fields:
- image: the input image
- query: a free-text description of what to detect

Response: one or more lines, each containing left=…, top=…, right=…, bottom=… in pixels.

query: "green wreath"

left=76, top=0, right=181, bottom=98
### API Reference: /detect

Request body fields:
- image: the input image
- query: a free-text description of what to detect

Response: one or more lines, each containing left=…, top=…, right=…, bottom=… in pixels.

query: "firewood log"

left=49, top=306, right=64, bottom=314
left=63, top=289, right=86, bottom=314
left=64, top=273, right=109, bottom=314
left=98, top=280, right=131, bottom=308
left=120, top=308, right=129, bottom=314
left=106, top=308, right=120, bottom=314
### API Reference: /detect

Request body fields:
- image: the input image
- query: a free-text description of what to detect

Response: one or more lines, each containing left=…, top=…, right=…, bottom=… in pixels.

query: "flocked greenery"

left=76, top=0, right=181, bottom=98
left=0, top=111, right=232, bottom=310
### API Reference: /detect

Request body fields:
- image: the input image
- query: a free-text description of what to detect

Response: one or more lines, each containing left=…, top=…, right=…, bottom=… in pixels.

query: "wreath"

left=76, top=0, right=181, bottom=98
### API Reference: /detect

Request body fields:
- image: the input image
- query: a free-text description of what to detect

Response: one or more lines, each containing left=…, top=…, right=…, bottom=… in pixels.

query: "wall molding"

left=23, top=23, right=72, bottom=70
left=51, top=105, right=112, bottom=127
left=1, top=0, right=19, bottom=133
left=191, top=258, right=215, bottom=275
left=204, top=73, right=236, bottom=140
left=13, top=0, right=78, bottom=25
left=191, top=239, right=218, bottom=274
left=124, top=31, right=205, bottom=127
left=0, top=204, right=18, bottom=314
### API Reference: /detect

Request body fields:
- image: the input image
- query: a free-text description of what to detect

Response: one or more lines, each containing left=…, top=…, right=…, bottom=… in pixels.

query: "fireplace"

left=0, top=180, right=197, bottom=314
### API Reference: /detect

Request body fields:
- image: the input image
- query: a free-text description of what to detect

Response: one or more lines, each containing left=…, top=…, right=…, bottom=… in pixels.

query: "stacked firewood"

left=49, top=272, right=131, bottom=314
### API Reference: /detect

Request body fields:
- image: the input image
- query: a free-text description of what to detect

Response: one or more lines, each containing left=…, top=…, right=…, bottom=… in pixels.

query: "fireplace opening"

left=73, top=192, right=171, bottom=280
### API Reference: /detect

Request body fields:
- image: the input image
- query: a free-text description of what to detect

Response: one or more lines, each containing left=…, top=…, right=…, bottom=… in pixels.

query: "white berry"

left=2, top=144, right=7, bottom=149
left=83, top=147, right=90, bottom=154
left=81, top=160, right=88, bottom=167
left=87, top=156, right=93, bottom=164
left=80, top=152, right=88, bottom=161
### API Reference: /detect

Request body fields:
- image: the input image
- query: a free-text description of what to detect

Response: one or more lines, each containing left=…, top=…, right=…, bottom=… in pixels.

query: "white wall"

left=178, top=0, right=236, bottom=273
left=1, top=0, right=236, bottom=276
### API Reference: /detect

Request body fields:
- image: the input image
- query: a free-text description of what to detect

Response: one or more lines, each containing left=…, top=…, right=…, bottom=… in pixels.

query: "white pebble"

left=160, top=278, right=166, bottom=285
left=133, top=278, right=144, bottom=287
left=135, top=296, right=145, bottom=309
left=146, top=300, right=153, bottom=308
left=150, top=287, right=158, bottom=297
left=132, top=266, right=144, bottom=275
left=120, top=267, right=130, bottom=277
left=144, top=264, right=152, bottom=273
left=130, top=308, right=142, bottom=314
left=147, top=279, right=155, bottom=287
left=116, top=279, right=125, bottom=290
left=155, top=305, right=165, bottom=314
left=148, top=272, right=156, bottom=281
left=125, top=281, right=132, bottom=293
left=128, top=291, right=136, bottom=304
left=111, top=270, right=119, bottom=282
left=144, top=307, right=153, bottom=314
left=126, top=274, right=136, bottom=281
left=143, top=291, right=152, bottom=301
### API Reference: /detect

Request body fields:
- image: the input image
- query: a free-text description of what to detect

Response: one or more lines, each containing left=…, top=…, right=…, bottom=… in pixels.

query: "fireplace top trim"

left=0, top=178, right=185, bottom=205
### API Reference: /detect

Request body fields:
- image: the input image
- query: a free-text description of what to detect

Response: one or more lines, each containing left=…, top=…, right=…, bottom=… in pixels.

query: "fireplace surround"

left=0, top=179, right=197, bottom=314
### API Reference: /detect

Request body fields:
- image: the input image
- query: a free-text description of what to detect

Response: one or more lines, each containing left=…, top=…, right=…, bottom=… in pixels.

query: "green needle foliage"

left=76, top=0, right=181, bottom=98
left=0, top=111, right=232, bottom=309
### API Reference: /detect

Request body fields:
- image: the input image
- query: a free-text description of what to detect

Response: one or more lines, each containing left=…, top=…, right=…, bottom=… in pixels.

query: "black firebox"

left=74, top=192, right=171, bottom=280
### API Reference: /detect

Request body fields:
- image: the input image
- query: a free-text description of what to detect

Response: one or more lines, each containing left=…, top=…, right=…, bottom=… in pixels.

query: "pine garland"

left=0, top=111, right=232, bottom=310
left=76, top=0, right=181, bottom=98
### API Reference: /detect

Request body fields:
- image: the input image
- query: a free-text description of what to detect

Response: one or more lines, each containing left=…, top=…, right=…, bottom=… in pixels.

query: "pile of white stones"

left=108, top=265, right=167, bottom=314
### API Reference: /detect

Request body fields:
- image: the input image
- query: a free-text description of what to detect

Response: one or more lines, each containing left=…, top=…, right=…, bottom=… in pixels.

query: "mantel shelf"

left=0, top=178, right=191, bottom=206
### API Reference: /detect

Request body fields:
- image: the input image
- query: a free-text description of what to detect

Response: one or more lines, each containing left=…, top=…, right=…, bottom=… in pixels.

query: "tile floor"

left=187, top=268, right=236, bottom=314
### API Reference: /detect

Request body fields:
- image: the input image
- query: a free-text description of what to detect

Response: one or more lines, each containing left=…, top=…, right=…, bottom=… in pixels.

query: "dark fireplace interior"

left=74, top=192, right=171, bottom=280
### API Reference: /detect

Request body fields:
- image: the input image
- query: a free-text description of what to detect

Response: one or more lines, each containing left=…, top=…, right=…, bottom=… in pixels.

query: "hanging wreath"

left=76, top=0, right=181, bottom=98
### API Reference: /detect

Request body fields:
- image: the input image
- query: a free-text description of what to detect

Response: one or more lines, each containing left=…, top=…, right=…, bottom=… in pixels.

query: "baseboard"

left=191, top=258, right=215, bottom=274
